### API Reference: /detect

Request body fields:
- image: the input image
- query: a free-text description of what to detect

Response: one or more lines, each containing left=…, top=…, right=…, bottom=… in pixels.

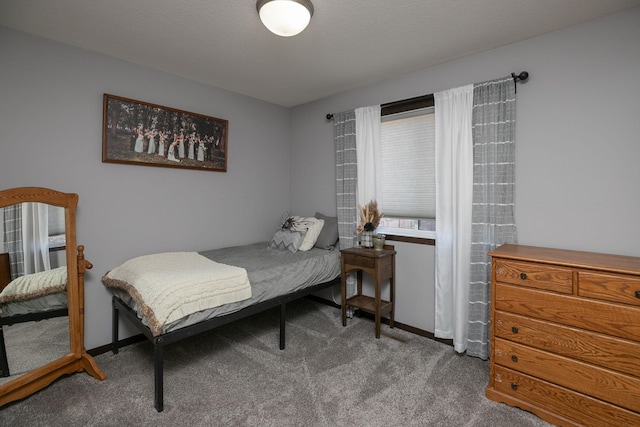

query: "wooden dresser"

left=486, top=244, right=640, bottom=426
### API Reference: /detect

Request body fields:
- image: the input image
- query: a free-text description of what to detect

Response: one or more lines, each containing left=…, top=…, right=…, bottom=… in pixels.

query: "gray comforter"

left=111, top=242, right=340, bottom=335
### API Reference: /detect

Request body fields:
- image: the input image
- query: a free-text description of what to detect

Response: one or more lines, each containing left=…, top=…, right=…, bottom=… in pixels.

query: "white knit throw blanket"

left=102, top=252, right=251, bottom=336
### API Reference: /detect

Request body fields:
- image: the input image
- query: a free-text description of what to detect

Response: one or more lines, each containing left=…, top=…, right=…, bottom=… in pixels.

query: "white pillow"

left=0, top=266, right=67, bottom=304
left=291, top=217, right=325, bottom=251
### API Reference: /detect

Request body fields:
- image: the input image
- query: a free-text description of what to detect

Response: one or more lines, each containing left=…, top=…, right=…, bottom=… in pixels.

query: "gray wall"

left=290, top=8, right=640, bottom=333
left=290, top=8, right=640, bottom=257
left=0, top=27, right=291, bottom=348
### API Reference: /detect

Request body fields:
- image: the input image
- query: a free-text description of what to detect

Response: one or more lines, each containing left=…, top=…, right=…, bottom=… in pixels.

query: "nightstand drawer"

left=494, top=259, right=572, bottom=293
left=579, top=271, right=640, bottom=307
left=342, top=254, right=375, bottom=269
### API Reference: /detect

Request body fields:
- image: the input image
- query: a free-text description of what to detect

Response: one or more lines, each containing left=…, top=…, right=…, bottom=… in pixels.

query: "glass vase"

left=372, top=234, right=385, bottom=251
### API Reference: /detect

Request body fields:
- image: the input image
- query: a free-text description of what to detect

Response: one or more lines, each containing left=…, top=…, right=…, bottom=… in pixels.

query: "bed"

left=0, top=265, right=69, bottom=377
left=102, top=214, right=341, bottom=411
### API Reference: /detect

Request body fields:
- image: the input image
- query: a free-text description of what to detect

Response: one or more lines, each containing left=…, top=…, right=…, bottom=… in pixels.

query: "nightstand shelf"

left=340, top=246, right=396, bottom=338
left=345, top=294, right=393, bottom=315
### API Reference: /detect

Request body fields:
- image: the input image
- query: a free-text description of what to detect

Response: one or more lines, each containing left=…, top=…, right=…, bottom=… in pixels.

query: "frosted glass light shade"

left=257, top=0, right=314, bottom=37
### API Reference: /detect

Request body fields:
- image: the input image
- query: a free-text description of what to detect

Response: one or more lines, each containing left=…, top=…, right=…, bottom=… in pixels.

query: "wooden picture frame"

left=102, top=94, right=228, bottom=172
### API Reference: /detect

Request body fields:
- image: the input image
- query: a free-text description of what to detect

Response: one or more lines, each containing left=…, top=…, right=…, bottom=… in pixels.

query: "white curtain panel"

left=355, top=105, right=381, bottom=207
left=21, top=202, right=50, bottom=274
left=434, top=85, right=474, bottom=353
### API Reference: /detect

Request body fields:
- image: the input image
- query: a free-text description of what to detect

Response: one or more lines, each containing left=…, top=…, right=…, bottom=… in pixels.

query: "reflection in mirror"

left=0, top=318, right=69, bottom=386
left=0, top=203, right=69, bottom=384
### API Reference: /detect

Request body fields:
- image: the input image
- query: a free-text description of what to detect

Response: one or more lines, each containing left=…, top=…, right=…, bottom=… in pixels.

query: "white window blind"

left=47, top=205, right=65, bottom=236
left=47, top=204, right=66, bottom=248
left=379, top=107, right=435, bottom=218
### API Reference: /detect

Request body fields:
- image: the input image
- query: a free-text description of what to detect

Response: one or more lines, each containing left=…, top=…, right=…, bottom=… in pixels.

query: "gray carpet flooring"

left=0, top=298, right=550, bottom=426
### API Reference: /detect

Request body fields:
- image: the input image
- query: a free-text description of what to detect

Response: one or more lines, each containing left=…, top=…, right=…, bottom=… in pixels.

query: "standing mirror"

left=0, top=187, right=105, bottom=406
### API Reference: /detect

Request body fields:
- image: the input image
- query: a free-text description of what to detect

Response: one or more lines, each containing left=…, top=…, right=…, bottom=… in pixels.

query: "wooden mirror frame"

left=0, top=187, right=105, bottom=406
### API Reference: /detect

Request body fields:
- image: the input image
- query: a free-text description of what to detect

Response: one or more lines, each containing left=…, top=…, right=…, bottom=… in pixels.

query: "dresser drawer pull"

left=636, top=290, right=640, bottom=298
left=511, top=355, right=518, bottom=362
left=511, top=383, right=518, bottom=391
left=511, top=326, right=519, bottom=334
left=519, top=272, right=527, bottom=280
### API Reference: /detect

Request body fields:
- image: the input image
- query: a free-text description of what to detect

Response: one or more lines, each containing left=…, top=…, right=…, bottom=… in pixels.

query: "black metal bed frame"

left=111, top=276, right=340, bottom=412
left=0, top=307, right=69, bottom=377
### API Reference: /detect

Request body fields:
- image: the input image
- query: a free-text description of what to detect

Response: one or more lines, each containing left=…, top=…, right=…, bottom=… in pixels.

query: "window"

left=377, top=95, right=436, bottom=239
left=47, top=205, right=66, bottom=250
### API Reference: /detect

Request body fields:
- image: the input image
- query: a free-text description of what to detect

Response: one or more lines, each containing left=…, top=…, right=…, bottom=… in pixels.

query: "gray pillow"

left=314, top=212, right=339, bottom=249
left=269, top=229, right=306, bottom=252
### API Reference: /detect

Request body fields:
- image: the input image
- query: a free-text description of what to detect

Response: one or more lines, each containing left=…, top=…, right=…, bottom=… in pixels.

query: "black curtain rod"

left=325, top=71, right=529, bottom=120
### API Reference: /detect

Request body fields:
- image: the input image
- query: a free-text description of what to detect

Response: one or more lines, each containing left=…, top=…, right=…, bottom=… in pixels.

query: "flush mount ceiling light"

left=256, top=0, right=314, bottom=37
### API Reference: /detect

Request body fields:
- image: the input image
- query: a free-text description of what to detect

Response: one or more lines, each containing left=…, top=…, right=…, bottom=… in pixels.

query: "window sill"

left=376, top=227, right=435, bottom=246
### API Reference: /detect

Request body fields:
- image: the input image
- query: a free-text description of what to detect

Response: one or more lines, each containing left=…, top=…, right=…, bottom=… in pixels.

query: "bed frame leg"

left=279, top=303, right=286, bottom=350
left=0, top=326, right=10, bottom=377
left=111, top=297, right=119, bottom=354
left=154, top=339, right=164, bottom=412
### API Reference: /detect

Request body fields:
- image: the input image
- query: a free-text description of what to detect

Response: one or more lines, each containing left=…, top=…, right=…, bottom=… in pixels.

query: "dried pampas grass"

left=358, top=199, right=383, bottom=232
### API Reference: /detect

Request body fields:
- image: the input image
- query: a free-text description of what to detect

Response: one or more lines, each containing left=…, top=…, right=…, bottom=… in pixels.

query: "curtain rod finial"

left=326, top=114, right=334, bottom=120
left=511, top=71, right=529, bottom=93
left=512, top=71, right=529, bottom=82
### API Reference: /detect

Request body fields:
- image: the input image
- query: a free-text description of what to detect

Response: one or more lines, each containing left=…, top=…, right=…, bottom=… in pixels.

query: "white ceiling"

left=2, top=0, right=640, bottom=107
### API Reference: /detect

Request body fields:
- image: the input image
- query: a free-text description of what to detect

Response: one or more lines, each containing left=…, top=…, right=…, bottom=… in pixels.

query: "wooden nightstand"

left=340, top=245, right=396, bottom=338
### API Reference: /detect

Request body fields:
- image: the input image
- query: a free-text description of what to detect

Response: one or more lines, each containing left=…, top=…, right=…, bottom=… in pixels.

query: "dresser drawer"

left=491, top=365, right=640, bottom=427
left=579, top=271, right=640, bottom=307
left=495, top=283, right=640, bottom=341
left=494, top=338, right=640, bottom=413
left=494, top=259, right=573, bottom=293
left=495, top=311, right=640, bottom=377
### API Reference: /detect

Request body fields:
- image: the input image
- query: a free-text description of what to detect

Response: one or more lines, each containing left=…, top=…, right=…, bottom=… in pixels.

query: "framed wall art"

left=102, top=94, right=228, bottom=172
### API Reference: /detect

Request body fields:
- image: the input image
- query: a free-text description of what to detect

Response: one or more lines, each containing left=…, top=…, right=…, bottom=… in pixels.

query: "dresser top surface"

left=489, top=244, right=640, bottom=275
